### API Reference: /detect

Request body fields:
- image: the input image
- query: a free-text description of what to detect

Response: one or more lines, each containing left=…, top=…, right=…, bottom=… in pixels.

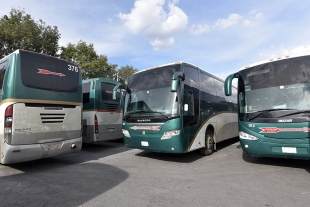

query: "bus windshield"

left=238, top=55, right=310, bottom=115
left=124, top=64, right=180, bottom=118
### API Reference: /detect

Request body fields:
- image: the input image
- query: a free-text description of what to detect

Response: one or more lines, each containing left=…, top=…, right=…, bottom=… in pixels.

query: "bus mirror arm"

left=224, top=72, right=238, bottom=96
left=113, top=84, right=131, bottom=100
left=171, top=72, right=185, bottom=92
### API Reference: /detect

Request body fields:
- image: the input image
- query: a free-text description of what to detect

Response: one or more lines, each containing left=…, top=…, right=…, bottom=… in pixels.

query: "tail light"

left=4, top=104, right=13, bottom=145
left=94, top=114, right=98, bottom=133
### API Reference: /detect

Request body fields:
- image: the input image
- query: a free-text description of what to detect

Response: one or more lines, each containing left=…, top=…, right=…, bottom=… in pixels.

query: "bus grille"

left=103, top=103, right=119, bottom=110
left=40, top=113, right=65, bottom=123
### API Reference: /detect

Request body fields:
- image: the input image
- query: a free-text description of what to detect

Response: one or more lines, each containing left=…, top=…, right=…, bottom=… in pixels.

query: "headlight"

left=122, top=129, right=131, bottom=138
left=239, top=131, right=259, bottom=140
left=161, top=130, right=180, bottom=140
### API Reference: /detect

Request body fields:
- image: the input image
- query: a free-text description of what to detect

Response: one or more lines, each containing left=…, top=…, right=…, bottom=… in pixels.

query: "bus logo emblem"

left=37, top=68, right=66, bottom=77
left=130, top=126, right=160, bottom=131
left=259, top=127, right=310, bottom=133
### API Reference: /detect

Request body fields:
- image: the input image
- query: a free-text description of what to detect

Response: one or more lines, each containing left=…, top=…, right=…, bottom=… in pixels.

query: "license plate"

left=282, top=147, right=297, bottom=154
left=141, top=141, right=149, bottom=146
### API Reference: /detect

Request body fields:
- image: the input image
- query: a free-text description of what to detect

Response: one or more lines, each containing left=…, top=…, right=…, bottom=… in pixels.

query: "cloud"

left=215, top=13, right=242, bottom=29
left=189, top=10, right=263, bottom=36
left=118, top=0, right=188, bottom=50
left=214, top=10, right=263, bottom=30
left=190, top=24, right=210, bottom=35
left=290, top=45, right=310, bottom=55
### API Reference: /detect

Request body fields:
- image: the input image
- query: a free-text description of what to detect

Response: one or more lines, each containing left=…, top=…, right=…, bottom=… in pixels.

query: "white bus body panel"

left=0, top=102, right=82, bottom=164
left=188, top=112, right=238, bottom=152
left=82, top=110, right=123, bottom=143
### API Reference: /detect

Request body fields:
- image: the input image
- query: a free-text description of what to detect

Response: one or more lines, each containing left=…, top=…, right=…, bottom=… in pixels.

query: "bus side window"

left=183, top=90, right=194, bottom=116
left=0, top=58, right=9, bottom=93
left=183, top=66, right=199, bottom=127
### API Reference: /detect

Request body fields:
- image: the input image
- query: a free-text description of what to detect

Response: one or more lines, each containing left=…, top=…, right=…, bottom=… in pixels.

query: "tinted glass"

left=128, top=64, right=180, bottom=92
left=214, top=79, right=225, bottom=98
left=20, top=50, right=80, bottom=92
left=82, top=82, right=91, bottom=104
left=183, top=66, right=199, bottom=127
left=101, top=83, right=120, bottom=102
left=0, top=58, right=9, bottom=91
left=200, top=73, right=215, bottom=95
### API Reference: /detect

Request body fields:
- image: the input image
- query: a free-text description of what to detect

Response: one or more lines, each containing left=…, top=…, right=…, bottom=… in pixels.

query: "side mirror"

left=113, top=84, right=131, bottom=100
left=171, top=71, right=185, bottom=92
left=224, top=72, right=239, bottom=96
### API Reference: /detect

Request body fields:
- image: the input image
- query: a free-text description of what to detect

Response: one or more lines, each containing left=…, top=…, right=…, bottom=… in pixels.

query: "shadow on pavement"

left=242, top=152, right=310, bottom=174
left=0, top=162, right=128, bottom=207
left=135, top=137, right=240, bottom=163
left=0, top=138, right=131, bottom=206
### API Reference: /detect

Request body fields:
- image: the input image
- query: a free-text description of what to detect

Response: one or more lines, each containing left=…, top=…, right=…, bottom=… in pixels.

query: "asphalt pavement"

left=1, top=138, right=310, bottom=207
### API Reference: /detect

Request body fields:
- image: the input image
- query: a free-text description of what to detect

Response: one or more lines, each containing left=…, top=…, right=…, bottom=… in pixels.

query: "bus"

left=114, top=62, right=238, bottom=155
left=82, top=78, right=123, bottom=143
left=0, top=49, right=82, bottom=164
left=224, top=53, right=310, bottom=159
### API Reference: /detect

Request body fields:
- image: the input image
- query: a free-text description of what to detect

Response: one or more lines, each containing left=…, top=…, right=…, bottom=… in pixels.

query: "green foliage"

left=0, top=8, right=60, bottom=58
left=60, top=40, right=117, bottom=79
left=116, top=65, right=139, bottom=85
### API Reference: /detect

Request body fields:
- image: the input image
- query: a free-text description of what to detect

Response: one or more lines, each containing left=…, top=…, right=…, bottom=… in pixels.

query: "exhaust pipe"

left=71, top=143, right=76, bottom=149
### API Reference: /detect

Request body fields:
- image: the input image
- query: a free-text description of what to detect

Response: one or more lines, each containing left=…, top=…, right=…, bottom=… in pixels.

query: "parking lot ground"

left=1, top=138, right=310, bottom=207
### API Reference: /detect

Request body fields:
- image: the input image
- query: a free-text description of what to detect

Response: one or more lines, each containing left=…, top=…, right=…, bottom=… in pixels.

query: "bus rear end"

left=0, top=50, right=82, bottom=164
left=82, top=79, right=123, bottom=143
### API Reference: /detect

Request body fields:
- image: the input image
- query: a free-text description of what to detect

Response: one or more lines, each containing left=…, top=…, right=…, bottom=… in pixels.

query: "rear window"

left=20, top=50, right=80, bottom=92
left=101, top=83, right=120, bottom=102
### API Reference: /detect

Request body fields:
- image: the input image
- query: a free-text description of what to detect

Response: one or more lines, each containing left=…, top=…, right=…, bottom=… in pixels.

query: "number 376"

left=68, top=64, right=79, bottom=72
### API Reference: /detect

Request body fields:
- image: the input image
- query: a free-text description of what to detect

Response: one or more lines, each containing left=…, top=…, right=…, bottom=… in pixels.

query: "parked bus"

left=225, top=53, right=310, bottom=159
left=82, top=78, right=123, bottom=143
left=0, top=49, right=82, bottom=164
left=114, top=62, right=238, bottom=155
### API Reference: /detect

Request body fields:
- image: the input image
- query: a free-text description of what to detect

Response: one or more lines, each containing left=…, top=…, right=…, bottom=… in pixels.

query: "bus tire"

left=199, top=129, right=214, bottom=156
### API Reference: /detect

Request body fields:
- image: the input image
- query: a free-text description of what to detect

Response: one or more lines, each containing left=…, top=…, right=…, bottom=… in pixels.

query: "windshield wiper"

left=124, top=110, right=171, bottom=120
left=248, top=108, right=296, bottom=121
left=277, top=110, right=310, bottom=118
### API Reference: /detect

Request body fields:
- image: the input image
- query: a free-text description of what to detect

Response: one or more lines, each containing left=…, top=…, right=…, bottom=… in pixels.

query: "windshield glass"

left=124, top=64, right=180, bottom=118
left=239, top=55, right=310, bottom=116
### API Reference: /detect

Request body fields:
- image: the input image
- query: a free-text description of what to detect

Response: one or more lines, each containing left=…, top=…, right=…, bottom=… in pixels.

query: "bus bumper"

left=123, top=134, right=186, bottom=153
left=240, top=139, right=310, bottom=159
left=1, top=137, right=82, bottom=164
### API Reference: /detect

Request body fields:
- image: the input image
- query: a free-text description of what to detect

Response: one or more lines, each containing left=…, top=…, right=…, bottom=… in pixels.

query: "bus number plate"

left=141, top=141, right=149, bottom=146
left=282, top=147, right=297, bottom=154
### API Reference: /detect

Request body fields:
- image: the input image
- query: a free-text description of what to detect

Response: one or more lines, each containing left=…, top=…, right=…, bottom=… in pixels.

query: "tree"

left=116, top=65, right=139, bottom=85
left=0, top=8, right=60, bottom=58
left=60, top=40, right=117, bottom=79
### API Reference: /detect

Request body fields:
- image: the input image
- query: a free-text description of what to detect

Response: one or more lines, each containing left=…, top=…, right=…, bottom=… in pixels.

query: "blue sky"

left=1, top=0, right=310, bottom=80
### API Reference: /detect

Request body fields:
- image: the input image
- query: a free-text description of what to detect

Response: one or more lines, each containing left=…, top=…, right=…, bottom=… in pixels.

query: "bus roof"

left=240, top=51, right=310, bottom=71
left=133, top=61, right=226, bottom=83
left=82, top=77, right=119, bottom=84
left=0, top=49, right=76, bottom=65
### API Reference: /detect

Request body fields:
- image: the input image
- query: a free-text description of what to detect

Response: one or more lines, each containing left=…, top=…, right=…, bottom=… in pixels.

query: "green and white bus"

left=82, top=78, right=123, bottom=143
left=0, top=49, right=82, bottom=164
left=115, top=62, right=238, bottom=155
left=225, top=53, right=310, bottom=159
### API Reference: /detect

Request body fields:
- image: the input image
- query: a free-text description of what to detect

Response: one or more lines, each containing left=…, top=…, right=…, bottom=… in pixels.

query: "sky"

left=1, top=0, right=310, bottom=80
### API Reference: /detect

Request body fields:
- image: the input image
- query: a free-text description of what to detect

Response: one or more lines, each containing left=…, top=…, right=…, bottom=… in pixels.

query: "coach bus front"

left=225, top=54, right=310, bottom=159
left=121, top=63, right=185, bottom=153
left=0, top=50, right=82, bottom=164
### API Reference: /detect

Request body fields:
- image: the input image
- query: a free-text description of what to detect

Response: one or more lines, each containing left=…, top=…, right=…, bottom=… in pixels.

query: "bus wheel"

left=199, top=130, right=214, bottom=156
